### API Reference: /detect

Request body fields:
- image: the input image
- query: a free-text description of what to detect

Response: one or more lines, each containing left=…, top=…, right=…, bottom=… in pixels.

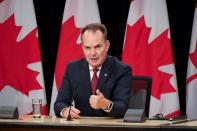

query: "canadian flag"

left=122, top=0, right=180, bottom=117
left=186, top=1, right=197, bottom=119
left=49, top=0, right=100, bottom=115
left=0, top=0, right=47, bottom=114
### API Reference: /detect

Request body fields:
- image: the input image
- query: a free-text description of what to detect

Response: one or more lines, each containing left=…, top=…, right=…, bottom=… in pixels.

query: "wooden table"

left=0, top=115, right=196, bottom=131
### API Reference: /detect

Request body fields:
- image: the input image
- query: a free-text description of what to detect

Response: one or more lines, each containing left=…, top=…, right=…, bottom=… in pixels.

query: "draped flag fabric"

left=122, top=0, right=180, bottom=118
left=50, top=0, right=100, bottom=115
left=0, top=0, right=47, bottom=114
left=186, top=1, right=197, bottom=119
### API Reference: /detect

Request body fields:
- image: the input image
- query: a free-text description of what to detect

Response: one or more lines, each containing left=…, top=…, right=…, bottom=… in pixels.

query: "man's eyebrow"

left=95, top=44, right=102, bottom=47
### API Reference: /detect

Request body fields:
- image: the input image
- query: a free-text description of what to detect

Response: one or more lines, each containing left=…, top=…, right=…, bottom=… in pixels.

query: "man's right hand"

left=62, top=106, right=80, bottom=119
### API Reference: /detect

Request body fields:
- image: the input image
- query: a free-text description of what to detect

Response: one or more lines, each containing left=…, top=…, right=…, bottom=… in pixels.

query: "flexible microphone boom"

left=66, top=84, right=78, bottom=121
left=67, top=106, right=72, bottom=121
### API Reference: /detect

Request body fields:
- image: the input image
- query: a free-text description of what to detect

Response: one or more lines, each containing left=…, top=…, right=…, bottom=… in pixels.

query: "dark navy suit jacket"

left=54, top=55, right=132, bottom=118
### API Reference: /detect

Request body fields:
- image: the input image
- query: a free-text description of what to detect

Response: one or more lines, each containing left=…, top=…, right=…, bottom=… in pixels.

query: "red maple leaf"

left=55, top=16, right=84, bottom=89
left=187, top=41, right=197, bottom=84
left=0, top=15, right=42, bottom=95
left=190, top=41, right=197, bottom=69
left=122, top=17, right=176, bottom=99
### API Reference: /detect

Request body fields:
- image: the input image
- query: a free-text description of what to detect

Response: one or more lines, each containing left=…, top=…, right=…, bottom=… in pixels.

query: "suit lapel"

left=97, top=56, right=113, bottom=90
left=80, top=59, right=92, bottom=95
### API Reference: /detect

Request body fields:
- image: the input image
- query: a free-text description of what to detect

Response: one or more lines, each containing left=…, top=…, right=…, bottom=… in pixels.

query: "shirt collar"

left=89, top=64, right=102, bottom=71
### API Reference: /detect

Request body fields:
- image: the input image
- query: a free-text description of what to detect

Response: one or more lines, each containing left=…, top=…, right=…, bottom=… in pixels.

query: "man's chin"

left=89, top=63, right=100, bottom=68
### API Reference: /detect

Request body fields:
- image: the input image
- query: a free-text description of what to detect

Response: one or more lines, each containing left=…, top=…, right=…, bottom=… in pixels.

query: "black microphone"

left=67, top=84, right=78, bottom=121
left=66, top=106, right=72, bottom=121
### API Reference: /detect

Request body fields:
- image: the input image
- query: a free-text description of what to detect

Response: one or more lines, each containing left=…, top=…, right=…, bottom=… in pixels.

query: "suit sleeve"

left=54, top=64, right=73, bottom=117
left=107, top=65, right=132, bottom=118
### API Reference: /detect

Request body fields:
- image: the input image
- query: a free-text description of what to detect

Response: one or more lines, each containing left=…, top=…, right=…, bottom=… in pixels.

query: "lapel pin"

left=104, top=73, right=107, bottom=77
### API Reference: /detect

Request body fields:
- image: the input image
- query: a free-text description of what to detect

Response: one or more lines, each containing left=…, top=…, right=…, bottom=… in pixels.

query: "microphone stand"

left=67, top=106, right=72, bottom=121
left=66, top=84, right=78, bottom=121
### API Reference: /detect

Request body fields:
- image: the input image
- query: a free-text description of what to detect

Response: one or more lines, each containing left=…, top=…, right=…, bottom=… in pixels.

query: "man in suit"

left=54, top=23, right=132, bottom=118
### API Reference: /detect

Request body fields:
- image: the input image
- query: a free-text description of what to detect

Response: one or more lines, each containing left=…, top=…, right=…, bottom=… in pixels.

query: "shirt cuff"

left=60, top=107, right=68, bottom=117
left=103, top=102, right=113, bottom=113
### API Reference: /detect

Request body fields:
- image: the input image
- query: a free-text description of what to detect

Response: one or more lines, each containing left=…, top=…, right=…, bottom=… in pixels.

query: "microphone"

left=66, top=106, right=72, bottom=121
left=67, top=84, right=78, bottom=121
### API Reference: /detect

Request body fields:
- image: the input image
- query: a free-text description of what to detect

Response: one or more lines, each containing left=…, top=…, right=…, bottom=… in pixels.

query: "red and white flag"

left=0, top=0, right=47, bottom=114
left=186, top=1, right=197, bottom=119
left=50, top=0, right=100, bottom=115
left=122, top=0, right=180, bottom=118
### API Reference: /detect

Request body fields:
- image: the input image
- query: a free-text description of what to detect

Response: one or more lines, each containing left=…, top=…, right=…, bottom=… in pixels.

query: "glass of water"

left=32, top=98, right=42, bottom=118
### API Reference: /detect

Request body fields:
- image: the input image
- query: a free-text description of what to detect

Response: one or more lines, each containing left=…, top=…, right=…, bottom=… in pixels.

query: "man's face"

left=82, top=30, right=110, bottom=68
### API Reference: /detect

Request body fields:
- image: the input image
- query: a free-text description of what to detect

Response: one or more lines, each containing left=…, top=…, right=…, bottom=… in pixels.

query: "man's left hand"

left=89, top=89, right=111, bottom=110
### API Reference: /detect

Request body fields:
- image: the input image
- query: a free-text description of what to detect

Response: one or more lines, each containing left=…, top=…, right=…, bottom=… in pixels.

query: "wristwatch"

left=104, top=102, right=113, bottom=112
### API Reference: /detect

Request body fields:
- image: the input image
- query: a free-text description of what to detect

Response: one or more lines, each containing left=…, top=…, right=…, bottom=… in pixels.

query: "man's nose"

left=90, top=49, right=96, bottom=55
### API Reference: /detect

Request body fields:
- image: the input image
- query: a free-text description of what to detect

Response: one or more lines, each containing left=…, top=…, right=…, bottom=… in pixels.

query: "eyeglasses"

left=150, top=113, right=170, bottom=120
left=153, top=113, right=164, bottom=119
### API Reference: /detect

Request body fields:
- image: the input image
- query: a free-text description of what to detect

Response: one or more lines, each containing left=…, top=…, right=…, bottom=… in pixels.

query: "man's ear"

left=105, top=40, right=110, bottom=51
